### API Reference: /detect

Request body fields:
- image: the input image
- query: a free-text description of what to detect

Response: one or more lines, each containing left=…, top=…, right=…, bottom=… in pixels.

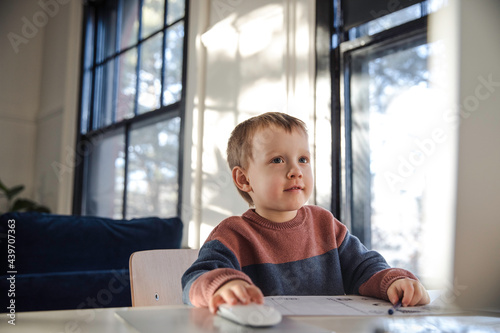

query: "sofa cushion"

left=0, top=212, right=183, bottom=311
left=0, top=212, right=183, bottom=274
left=4, top=269, right=131, bottom=311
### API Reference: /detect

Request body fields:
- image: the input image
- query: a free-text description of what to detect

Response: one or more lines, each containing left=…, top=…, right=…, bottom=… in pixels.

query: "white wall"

left=0, top=0, right=81, bottom=213
left=452, top=0, right=500, bottom=309
left=428, top=0, right=500, bottom=301
left=36, top=0, right=81, bottom=215
left=182, top=0, right=318, bottom=248
left=0, top=1, right=43, bottom=212
left=0, top=0, right=81, bottom=214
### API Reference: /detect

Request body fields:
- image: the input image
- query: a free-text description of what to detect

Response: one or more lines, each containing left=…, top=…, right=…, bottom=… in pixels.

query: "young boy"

left=182, top=112, right=429, bottom=314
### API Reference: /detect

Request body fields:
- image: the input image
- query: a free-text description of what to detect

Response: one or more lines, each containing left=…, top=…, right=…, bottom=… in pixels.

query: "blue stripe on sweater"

left=243, top=249, right=345, bottom=296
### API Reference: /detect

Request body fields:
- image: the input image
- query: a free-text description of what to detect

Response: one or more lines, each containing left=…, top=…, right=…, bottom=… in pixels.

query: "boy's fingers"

left=220, top=289, right=238, bottom=306
left=422, top=288, right=431, bottom=304
left=410, top=284, right=426, bottom=306
left=405, top=281, right=430, bottom=306
left=389, top=292, right=401, bottom=305
left=209, top=280, right=261, bottom=314
left=401, top=281, right=414, bottom=306
left=209, top=295, right=224, bottom=314
left=387, top=286, right=398, bottom=304
left=227, top=284, right=264, bottom=305
left=387, top=278, right=430, bottom=307
left=230, top=284, right=252, bottom=304
left=209, top=284, right=265, bottom=314
left=247, top=285, right=265, bottom=304
left=387, top=283, right=403, bottom=305
left=414, top=285, right=430, bottom=305
left=210, top=290, right=238, bottom=314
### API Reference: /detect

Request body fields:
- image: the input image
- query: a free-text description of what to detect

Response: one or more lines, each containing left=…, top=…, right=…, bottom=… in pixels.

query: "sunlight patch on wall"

left=200, top=222, right=215, bottom=247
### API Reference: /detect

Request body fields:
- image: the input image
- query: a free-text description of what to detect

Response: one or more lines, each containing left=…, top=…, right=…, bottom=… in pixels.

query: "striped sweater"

left=182, top=205, right=417, bottom=307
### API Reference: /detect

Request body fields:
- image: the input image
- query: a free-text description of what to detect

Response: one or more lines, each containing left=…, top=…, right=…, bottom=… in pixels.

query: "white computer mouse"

left=217, top=303, right=282, bottom=327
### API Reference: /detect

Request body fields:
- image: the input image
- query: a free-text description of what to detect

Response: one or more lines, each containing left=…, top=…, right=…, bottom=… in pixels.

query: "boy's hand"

left=387, top=278, right=430, bottom=307
left=208, top=279, right=264, bottom=314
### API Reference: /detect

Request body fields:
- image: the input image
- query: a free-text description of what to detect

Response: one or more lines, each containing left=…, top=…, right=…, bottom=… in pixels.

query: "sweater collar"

left=242, top=207, right=307, bottom=230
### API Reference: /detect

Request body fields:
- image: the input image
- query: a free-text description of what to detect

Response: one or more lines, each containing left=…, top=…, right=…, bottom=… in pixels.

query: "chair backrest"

left=129, top=249, right=199, bottom=306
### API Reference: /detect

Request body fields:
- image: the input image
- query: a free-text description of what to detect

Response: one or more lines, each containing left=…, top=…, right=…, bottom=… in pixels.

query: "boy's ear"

left=232, top=166, right=252, bottom=192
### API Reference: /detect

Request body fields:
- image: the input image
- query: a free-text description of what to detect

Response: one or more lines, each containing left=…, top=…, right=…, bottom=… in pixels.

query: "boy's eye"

left=299, top=157, right=309, bottom=163
left=271, top=157, right=284, bottom=164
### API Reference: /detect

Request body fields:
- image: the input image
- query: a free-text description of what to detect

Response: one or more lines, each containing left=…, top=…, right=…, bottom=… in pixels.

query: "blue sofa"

left=0, top=212, right=183, bottom=312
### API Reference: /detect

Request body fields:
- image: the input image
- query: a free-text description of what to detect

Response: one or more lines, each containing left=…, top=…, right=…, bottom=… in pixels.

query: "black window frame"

left=318, top=0, right=433, bottom=245
left=339, top=17, right=428, bottom=247
left=73, top=0, right=189, bottom=219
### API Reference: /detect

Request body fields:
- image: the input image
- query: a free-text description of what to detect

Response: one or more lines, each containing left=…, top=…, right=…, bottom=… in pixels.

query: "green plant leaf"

left=33, top=205, right=51, bottom=213
left=6, top=185, right=24, bottom=200
left=0, top=179, right=9, bottom=193
left=10, top=198, right=51, bottom=213
left=10, top=198, right=37, bottom=212
left=1, top=179, right=51, bottom=213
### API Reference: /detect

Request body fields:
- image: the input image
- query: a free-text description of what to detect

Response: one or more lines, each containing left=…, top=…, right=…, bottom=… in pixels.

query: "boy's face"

left=237, top=126, right=313, bottom=222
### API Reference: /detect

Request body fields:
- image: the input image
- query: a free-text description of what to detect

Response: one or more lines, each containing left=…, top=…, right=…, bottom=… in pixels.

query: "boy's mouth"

left=284, top=186, right=303, bottom=191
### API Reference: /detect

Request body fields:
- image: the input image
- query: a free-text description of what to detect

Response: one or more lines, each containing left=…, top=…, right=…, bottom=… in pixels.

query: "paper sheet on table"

left=264, top=291, right=459, bottom=316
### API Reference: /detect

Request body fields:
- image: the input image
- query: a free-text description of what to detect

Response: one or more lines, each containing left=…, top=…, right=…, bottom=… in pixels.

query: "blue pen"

left=388, top=300, right=402, bottom=315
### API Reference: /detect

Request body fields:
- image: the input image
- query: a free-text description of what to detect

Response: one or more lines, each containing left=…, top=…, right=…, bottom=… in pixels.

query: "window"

left=329, top=0, right=451, bottom=280
left=75, top=0, right=188, bottom=219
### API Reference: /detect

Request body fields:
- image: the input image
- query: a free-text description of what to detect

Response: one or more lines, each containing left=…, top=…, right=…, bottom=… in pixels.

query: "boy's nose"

left=287, top=166, right=303, bottom=179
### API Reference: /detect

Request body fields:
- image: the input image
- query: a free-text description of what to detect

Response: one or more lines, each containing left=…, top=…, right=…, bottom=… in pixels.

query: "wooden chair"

left=129, top=249, right=199, bottom=306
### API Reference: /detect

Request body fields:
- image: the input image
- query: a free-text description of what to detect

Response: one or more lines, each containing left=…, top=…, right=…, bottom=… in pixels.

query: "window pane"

left=167, top=0, right=185, bottom=25
left=126, top=116, right=180, bottom=218
left=141, top=0, right=164, bottom=38
left=427, top=0, right=448, bottom=13
left=116, top=48, right=137, bottom=121
left=94, top=60, right=116, bottom=128
left=348, top=4, right=422, bottom=39
left=98, top=0, right=118, bottom=61
left=366, top=4, right=421, bottom=35
left=120, top=0, right=139, bottom=50
left=85, top=132, right=125, bottom=219
left=80, top=69, right=92, bottom=133
left=138, top=33, right=163, bottom=114
left=163, top=21, right=184, bottom=105
left=348, top=38, right=447, bottom=276
left=79, top=0, right=187, bottom=220
left=81, top=10, right=95, bottom=134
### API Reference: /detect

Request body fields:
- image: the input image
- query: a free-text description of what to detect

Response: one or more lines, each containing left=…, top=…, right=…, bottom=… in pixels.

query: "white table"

left=2, top=305, right=500, bottom=333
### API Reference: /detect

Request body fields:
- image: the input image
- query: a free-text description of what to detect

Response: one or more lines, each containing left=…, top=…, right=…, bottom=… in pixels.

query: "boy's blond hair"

left=227, top=112, right=308, bottom=205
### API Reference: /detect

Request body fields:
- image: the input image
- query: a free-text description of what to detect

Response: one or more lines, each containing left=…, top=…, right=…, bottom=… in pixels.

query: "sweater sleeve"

left=337, top=228, right=418, bottom=300
left=358, top=268, right=418, bottom=301
left=181, top=239, right=253, bottom=307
